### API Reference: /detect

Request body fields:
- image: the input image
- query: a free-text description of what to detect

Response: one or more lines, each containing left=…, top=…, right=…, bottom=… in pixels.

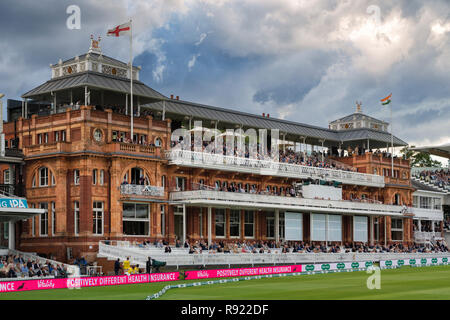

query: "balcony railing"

left=170, top=190, right=404, bottom=216
left=410, top=207, right=443, bottom=221
left=0, top=184, right=25, bottom=197
left=165, top=150, right=385, bottom=187
left=414, top=231, right=443, bottom=242
left=120, top=184, right=164, bottom=197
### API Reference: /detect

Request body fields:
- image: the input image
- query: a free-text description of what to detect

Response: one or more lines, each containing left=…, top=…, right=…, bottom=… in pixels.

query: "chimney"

left=176, top=96, right=179, bottom=100
left=170, top=94, right=174, bottom=99
left=262, top=113, right=265, bottom=117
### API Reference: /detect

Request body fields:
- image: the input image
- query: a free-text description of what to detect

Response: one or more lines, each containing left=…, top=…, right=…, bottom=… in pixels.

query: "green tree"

left=401, top=146, right=442, bottom=167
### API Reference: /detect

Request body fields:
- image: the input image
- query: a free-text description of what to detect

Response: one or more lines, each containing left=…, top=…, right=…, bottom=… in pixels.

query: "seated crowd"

left=414, top=168, right=450, bottom=190
left=0, top=254, right=68, bottom=279
left=132, top=238, right=449, bottom=255
left=172, top=137, right=359, bottom=173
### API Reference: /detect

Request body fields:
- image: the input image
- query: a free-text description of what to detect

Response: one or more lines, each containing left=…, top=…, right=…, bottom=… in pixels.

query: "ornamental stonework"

left=62, top=64, right=78, bottom=76
left=102, top=64, right=113, bottom=75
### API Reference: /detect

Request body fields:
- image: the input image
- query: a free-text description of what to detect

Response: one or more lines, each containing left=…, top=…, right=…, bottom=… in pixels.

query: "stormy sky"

left=0, top=0, right=449, bottom=157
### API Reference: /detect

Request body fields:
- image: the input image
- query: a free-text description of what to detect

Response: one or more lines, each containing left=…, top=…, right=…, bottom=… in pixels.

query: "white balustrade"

left=98, top=242, right=450, bottom=268
left=170, top=190, right=404, bottom=216
left=120, top=184, right=164, bottom=197
left=165, top=150, right=385, bottom=187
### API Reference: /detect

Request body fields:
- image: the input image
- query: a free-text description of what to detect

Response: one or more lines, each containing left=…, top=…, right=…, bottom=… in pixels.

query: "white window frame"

left=160, top=205, right=165, bottom=236
left=51, top=202, right=56, bottom=236
left=229, top=210, right=241, bottom=238
left=391, top=218, right=403, bottom=242
left=92, top=169, right=97, bottom=185
left=122, top=203, right=150, bottom=237
left=74, top=201, right=80, bottom=236
left=39, top=167, right=48, bottom=187
left=99, top=170, right=104, bottom=185
left=244, top=210, right=255, bottom=238
left=74, top=169, right=80, bottom=185
left=39, top=203, right=48, bottom=236
left=3, top=169, right=10, bottom=185
left=93, top=201, right=104, bottom=235
left=215, top=209, right=226, bottom=238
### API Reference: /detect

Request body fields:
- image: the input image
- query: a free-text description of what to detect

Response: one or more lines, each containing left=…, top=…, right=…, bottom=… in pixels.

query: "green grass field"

left=2, top=266, right=450, bottom=300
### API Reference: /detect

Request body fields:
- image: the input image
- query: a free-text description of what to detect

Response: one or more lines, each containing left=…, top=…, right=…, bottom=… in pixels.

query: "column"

left=325, top=214, right=328, bottom=247
left=8, top=221, right=15, bottom=250
left=418, top=219, right=421, bottom=232
left=370, top=216, right=374, bottom=245
left=182, top=203, right=186, bottom=243
left=208, top=206, right=212, bottom=245
left=275, top=210, right=280, bottom=243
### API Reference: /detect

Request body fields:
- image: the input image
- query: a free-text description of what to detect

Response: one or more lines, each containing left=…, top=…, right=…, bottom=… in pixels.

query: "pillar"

left=207, top=206, right=212, bottom=245
left=182, top=203, right=186, bottom=243
left=8, top=221, right=15, bottom=250
left=275, top=210, right=280, bottom=243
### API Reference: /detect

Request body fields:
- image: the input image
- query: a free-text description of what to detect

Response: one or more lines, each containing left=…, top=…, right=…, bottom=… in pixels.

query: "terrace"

left=169, top=189, right=406, bottom=217
left=165, top=149, right=385, bottom=188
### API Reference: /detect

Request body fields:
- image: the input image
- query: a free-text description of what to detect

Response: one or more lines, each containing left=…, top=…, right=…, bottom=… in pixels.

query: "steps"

left=412, top=176, right=450, bottom=194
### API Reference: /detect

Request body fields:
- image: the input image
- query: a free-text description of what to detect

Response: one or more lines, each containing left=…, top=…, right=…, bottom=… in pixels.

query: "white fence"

left=414, top=231, right=444, bottom=242
left=98, top=242, right=450, bottom=268
left=166, top=150, right=385, bottom=187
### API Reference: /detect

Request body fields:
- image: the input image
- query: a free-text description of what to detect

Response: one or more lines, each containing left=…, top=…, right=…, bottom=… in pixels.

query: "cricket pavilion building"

left=2, top=38, right=441, bottom=262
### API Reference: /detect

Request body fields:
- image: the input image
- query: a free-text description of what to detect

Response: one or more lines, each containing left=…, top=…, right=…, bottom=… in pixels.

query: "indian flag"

left=380, top=93, right=392, bottom=105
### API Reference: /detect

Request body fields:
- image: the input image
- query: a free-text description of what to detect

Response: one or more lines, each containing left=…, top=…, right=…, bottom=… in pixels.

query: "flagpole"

left=130, top=18, right=134, bottom=142
left=390, top=101, right=394, bottom=177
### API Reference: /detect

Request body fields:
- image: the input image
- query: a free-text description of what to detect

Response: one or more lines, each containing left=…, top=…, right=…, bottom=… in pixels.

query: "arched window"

left=161, top=175, right=166, bottom=188
left=394, top=193, right=401, bottom=205
left=74, top=169, right=80, bottom=185
left=39, top=167, right=49, bottom=187
left=3, top=169, right=10, bottom=184
left=155, top=137, right=162, bottom=147
left=123, top=167, right=150, bottom=185
left=99, top=170, right=105, bottom=185
left=93, top=169, right=98, bottom=185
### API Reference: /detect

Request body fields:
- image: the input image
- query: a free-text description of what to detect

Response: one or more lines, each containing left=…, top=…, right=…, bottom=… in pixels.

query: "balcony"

left=0, top=184, right=25, bottom=197
left=165, top=150, right=385, bottom=187
left=109, top=142, right=161, bottom=157
left=410, top=207, right=443, bottom=221
left=414, top=231, right=443, bottom=243
left=120, top=184, right=165, bottom=198
left=24, top=141, right=71, bottom=157
left=170, top=190, right=405, bottom=216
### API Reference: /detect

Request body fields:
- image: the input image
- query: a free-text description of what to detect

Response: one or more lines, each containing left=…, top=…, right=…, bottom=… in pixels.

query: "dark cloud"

left=0, top=0, right=449, bottom=147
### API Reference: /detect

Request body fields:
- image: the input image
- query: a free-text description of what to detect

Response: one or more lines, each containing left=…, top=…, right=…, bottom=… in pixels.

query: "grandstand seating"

left=0, top=249, right=78, bottom=280
left=97, top=241, right=450, bottom=269
left=412, top=168, right=450, bottom=194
